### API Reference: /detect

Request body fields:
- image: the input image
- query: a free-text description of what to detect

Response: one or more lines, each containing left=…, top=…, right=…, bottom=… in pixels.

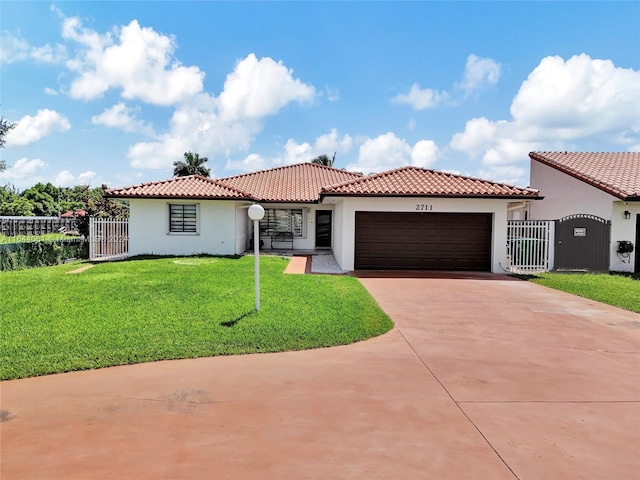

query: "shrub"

left=0, top=239, right=88, bottom=271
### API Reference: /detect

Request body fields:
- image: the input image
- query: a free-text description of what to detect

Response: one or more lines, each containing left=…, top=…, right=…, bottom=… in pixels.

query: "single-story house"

left=106, top=163, right=540, bottom=273
left=523, top=151, right=639, bottom=273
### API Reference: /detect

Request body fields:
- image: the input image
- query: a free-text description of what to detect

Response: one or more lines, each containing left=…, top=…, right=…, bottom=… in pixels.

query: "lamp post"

left=248, top=204, right=265, bottom=311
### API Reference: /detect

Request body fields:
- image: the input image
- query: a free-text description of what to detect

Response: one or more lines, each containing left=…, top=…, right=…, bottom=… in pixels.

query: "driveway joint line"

left=397, top=328, right=521, bottom=480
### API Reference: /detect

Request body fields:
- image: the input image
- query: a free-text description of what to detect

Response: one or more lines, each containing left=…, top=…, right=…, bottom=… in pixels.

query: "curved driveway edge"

left=2, top=273, right=639, bottom=479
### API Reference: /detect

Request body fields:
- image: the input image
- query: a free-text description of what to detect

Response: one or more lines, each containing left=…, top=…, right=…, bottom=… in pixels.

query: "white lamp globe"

left=248, top=204, right=265, bottom=221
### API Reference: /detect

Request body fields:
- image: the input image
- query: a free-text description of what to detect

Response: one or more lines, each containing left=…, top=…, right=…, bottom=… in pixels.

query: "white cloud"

left=346, top=132, right=439, bottom=174
left=324, top=86, right=340, bottom=102
left=450, top=117, right=501, bottom=156
left=218, top=54, right=315, bottom=120
left=510, top=54, right=640, bottom=140
left=0, top=158, right=48, bottom=188
left=0, top=31, right=66, bottom=64
left=392, top=54, right=500, bottom=110
left=53, top=170, right=76, bottom=187
left=392, top=83, right=449, bottom=110
left=91, top=103, right=156, bottom=137
left=225, top=153, right=270, bottom=173
left=44, top=87, right=59, bottom=96
left=5, top=109, right=71, bottom=147
left=457, top=54, right=501, bottom=97
left=411, top=140, right=439, bottom=168
left=225, top=129, right=353, bottom=173
left=128, top=54, right=317, bottom=171
left=127, top=133, right=189, bottom=170
left=450, top=54, right=640, bottom=185
left=477, top=165, right=527, bottom=186
left=54, top=169, right=98, bottom=187
left=62, top=17, right=204, bottom=105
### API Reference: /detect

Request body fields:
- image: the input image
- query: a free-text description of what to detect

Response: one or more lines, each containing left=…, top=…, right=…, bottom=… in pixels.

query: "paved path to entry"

left=2, top=273, right=639, bottom=479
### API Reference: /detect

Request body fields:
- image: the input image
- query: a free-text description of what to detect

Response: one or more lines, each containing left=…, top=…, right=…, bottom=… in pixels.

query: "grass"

left=0, top=256, right=393, bottom=380
left=524, top=272, right=640, bottom=313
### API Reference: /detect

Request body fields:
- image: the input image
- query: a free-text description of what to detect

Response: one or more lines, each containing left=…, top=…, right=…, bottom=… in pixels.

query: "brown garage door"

left=355, top=212, right=492, bottom=271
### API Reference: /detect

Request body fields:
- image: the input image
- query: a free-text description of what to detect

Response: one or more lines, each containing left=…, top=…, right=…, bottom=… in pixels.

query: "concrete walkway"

left=2, top=274, right=639, bottom=479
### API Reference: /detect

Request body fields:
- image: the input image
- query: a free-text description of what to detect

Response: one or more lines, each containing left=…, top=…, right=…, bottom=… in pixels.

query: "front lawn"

left=527, top=272, right=640, bottom=313
left=0, top=256, right=393, bottom=380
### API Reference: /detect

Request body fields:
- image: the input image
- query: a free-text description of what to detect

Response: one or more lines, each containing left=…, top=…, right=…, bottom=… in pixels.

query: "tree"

left=0, top=114, right=16, bottom=149
left=311, top=153, right=336, bottom=167
left=173, top=151, right=210, bottom=177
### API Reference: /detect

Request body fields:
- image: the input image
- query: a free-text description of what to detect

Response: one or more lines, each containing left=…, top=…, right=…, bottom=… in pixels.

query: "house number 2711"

left=415, top=204, right=433, bottom=211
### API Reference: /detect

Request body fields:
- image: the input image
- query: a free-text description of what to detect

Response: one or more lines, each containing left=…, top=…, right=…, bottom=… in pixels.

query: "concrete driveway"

left=2, top=273, right=639, bottom=479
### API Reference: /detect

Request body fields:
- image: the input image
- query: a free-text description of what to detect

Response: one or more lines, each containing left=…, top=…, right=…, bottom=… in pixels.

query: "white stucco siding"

left=128, top=198, right=238, bottom=256
left=529, top=161, right=617, bottom=220
left=331, top=197, right=509, bottom=273
left=235, top=204, right=249, bottom=254
left=610, top=201, right=639, bottom=272
left=332, top=200, right=345, bottom=266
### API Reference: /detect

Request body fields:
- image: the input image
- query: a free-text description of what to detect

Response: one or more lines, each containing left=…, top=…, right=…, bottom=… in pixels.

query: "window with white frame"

left=168, top=203, right=198, bottom=233
left=259, top=208, right=304, bottom=237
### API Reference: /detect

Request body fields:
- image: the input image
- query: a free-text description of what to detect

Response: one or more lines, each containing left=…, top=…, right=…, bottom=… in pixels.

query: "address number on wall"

left=415, top=204, right=433, bottom=211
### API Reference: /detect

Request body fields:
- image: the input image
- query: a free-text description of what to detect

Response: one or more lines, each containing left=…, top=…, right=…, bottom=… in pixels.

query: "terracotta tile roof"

left=105, top=175, right=254, bottom=200
left=529, top=152, right=640, bottom=200
left=218, top=163, right=363, bottom=203
left=320, top=166, right=539, bottom=198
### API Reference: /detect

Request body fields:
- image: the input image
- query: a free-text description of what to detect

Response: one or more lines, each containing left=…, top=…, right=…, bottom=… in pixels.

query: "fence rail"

left=89, top=218, right=129, bottom=261
left=0, top=217, right=78, bottom=237
left=507, top=220, right=554, bottom=274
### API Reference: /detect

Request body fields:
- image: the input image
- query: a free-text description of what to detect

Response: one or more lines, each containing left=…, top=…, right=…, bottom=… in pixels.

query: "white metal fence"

left=89, top=217, right=129, bottom=261
left=507, top=220, right=554, bottom=274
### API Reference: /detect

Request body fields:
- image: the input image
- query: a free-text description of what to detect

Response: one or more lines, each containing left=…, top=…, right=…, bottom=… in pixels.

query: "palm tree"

left=173, top=151, right=211, bottom=177
left=311, top=153, right=336, bottom=167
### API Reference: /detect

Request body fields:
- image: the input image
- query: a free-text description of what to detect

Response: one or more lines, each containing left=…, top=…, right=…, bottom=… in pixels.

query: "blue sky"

left=1, top=1, right=639, bottom=191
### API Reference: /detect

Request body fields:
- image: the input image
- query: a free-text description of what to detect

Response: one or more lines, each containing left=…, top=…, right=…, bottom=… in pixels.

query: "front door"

left=315, top=211, right=332, bottom=248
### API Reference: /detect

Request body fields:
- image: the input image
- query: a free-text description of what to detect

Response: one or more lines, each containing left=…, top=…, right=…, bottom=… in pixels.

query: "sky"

left=1, top=1, right=639, bottom=191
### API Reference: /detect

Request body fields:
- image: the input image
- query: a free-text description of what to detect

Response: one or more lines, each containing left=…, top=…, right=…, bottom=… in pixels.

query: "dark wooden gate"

left=554, top=214, right=610, bottom=271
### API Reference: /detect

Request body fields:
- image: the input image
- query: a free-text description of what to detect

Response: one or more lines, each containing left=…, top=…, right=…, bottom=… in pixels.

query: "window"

left=259, top=208, right=304, bottom=237
left=169, top=203, right=198, bottom=233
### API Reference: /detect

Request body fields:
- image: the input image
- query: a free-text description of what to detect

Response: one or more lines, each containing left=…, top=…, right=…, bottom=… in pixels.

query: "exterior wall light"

left=624, top=210, right=631, bottom=220
left=248, top=204, right=265, bottom=310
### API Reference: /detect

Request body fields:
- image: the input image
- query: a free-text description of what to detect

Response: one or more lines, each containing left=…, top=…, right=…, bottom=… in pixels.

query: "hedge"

left=0, top=239, right=88, bottom=271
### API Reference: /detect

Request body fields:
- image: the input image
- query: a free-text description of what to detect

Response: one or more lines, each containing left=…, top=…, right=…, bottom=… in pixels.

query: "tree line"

left=0, top=182, right=128, bottom=218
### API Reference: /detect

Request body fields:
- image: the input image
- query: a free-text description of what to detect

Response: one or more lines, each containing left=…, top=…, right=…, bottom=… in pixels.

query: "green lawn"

left=526, top=272, right=640, bottom=313
left=0, top=256, right=393, bottom=380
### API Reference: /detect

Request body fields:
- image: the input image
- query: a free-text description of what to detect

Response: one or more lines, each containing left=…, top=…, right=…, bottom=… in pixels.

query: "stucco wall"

left=530, top=160, right=638, bottom=272
left=330, top=197, right=509, bottom=273
left=529, top=161, right=616, bottom=220
left=610, top=201, right=639, bottom=272
left=128, top=198, right=239, bottom=256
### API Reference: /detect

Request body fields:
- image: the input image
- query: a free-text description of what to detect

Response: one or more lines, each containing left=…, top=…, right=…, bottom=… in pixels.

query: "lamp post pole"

left=248, top=204, right=265, bottom=311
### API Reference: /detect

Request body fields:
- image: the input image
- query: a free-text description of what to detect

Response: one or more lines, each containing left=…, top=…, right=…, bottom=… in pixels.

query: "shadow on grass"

left=220, top=311, right=255, bottom=328
left=508, top=273, right=543, bottom=281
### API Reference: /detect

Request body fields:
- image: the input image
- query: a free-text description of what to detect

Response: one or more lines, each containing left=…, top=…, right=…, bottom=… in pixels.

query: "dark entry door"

left=554, top=214, right=610, bottom=271
left=315, top=210, right=332, bottom=248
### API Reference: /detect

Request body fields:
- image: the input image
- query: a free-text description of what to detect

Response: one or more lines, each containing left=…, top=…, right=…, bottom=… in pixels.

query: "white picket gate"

left=507, top=220, right=554, bottom=274
left=89, top=218, right=129, bottom=261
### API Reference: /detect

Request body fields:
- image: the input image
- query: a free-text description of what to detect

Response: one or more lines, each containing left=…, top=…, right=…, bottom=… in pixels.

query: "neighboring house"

left=106, top=162, right=539, bottom=273
left=525, top=152, right=639, bottom=273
